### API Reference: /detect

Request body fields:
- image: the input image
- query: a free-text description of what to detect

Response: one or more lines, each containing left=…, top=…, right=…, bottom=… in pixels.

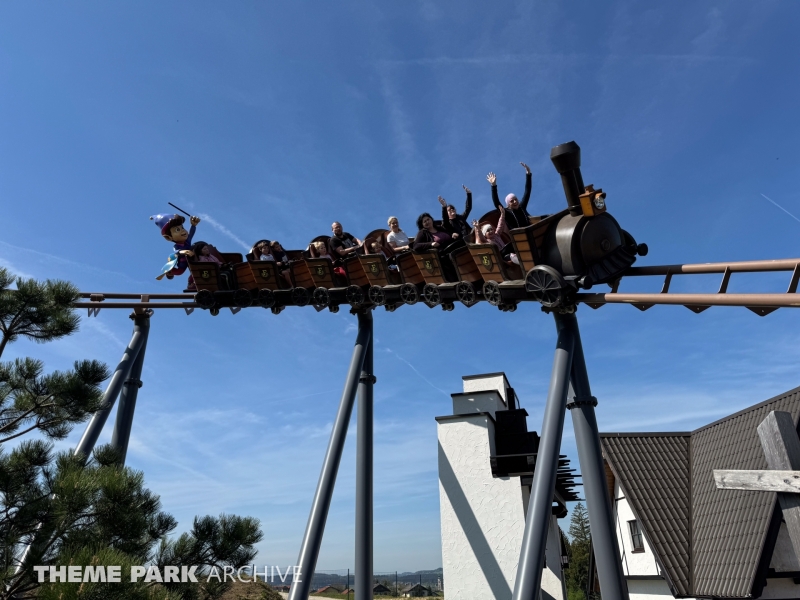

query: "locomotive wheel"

left=482, top=281, right=502, bottom=306
left=525, top=265, right=566, bottom=308
left=312, top=287, right=330, bottom=308
left=400, top=283, right=419, bottom=305
left=258, top=288, right=275, bottom=308
left=195, top=290, right=215, bottom=309
left=455, top=281, right=477, bottom=307
left=233, top=288, right=252, bottom=308
left=292, top=287, right=310, bottom=307
left=368, top=285, right=386, bottom=306
left=346, top=285, right=364, bottom=307
left=210, top=307, right=220, bottom=316
left=423, top=283, right=441, bottom=307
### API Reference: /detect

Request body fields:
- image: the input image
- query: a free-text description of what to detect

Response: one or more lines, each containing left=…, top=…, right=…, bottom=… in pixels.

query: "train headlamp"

left=593, top=193, right=606, bottom=210
left=579, top=185, right=607, bottom=216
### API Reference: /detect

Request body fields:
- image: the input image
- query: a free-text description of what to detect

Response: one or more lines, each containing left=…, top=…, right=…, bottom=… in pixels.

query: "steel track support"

left=74, top=311, right=151, bottom=459
left=288, top=311, right=372, bottom=600
left=512, top=311, right=575, bottom=600
left=110, top=313, right=151, bottom=464
left=567, top=312, right=629, bottom=600
left=355, top=312, right=374, bottom=600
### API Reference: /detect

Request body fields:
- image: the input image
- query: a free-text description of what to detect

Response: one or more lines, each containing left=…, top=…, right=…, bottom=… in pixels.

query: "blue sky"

left=2, top=0, right=800, bottom=573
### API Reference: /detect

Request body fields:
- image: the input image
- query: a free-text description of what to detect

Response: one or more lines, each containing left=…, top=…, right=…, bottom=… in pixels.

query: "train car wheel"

left=346, top=285, right=364, bottom=307
left=400, top=283, right=419, bottom=305
left=423, top=283, right=441, bottom=307
left=455, top=281, right=477, bottom=307
left=525, top=265, right=565, bottom=308
left=312, top=287, right=330, bottom=308
left=233, top=288, right=252, bottom=308
left=195, top=290, right=215, bottom=309
left=329, top=305, right=339, bottom=313
left=258, top=288, right=275, bottom=308
left=210, top=307, right=220, bottom=316
left=292, top=287, right=310, bottom=307
left=482, top=281, right=502, bottom=306
left=368, top=285, right=386, bottom=306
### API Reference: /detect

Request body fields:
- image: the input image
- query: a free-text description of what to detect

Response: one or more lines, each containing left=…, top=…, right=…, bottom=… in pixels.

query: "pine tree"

left=564, top=502, right=592, bottom=600
left=0, top=269, right=263, bottom=599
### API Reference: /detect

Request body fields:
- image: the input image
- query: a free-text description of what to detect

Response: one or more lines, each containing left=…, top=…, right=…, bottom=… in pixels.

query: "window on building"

left=628, top=520, right=644, bottom=552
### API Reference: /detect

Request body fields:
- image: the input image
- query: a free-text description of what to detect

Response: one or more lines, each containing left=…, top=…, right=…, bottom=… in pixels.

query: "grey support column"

left=74, top=310, right=150, bottom=460
left=289, top=311, right=373, bottom=600
left=355, top=312, right=374, bottom=600
left=110, top=312, right=151, bottom=464
left=567, top=312, right=630, bottom=600
left=512, top=312, right=576, bottom=600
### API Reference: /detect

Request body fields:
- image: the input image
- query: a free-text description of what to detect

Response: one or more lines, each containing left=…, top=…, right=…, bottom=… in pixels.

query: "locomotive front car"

left=525, top=141, right=647, bottom=308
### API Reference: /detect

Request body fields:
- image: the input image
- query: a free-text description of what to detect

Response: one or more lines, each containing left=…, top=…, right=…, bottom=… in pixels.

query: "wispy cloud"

left=760, top=193, right=800, bottom=225
left=0, top=257, right=34, bottom=280
left=384, top=348, right=449, bottom=397
left=0, top=241, right=142, bottom=283
left=197, top=214, right=251, bottom=251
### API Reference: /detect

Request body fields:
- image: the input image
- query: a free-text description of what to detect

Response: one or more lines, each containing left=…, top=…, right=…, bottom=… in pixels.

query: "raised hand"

left=498, top=205, right=505, bottom=214
left=520, top=162, right=531, bottom=174
left=190, top=216, right=201, bottom=226
left=471, top=219, right=479, bottom=228
left=438, top=196, right=447, bottom=207
left=486, top=172, right=497, bottom=186
left=463, top=184, right=471, bottom=194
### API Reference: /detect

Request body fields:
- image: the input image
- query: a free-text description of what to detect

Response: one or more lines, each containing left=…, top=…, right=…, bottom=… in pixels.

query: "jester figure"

left=151, top=213, right=201, bottom=280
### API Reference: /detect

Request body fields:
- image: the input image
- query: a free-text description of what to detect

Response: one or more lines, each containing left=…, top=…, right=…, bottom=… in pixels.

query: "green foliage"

left=0, top=357, right=109, bottom=444
left=0, top=270, right=265, bottom=600
left=154, top=514, right=264, bottom=600
left=36, top=546, right=181, bottom=600
left=564, top=502, right=592, bottom=600
left=1, top=445, right=177, bottom=599
left=255, top=585, right=284, bottom=600
left=0, top=268, right=81, bottom=356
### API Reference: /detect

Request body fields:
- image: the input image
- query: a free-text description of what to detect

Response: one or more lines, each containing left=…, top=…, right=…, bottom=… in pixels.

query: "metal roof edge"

left=691, top=384, right=800, bottom=435
left=599, top=431, right=690, bottom=438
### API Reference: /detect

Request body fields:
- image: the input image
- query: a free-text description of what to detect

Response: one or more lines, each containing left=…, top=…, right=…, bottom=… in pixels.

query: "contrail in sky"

left=197, top=213, right=251, bottom=251
left=760, top=194, right=800, bottom=225
left=385, top=348, right=450, bottom=397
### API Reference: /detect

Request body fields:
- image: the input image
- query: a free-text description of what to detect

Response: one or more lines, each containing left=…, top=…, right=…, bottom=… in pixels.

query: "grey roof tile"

left=602, top=386, right=800, bottom=598
left=602, top=433, right=692, bottom=596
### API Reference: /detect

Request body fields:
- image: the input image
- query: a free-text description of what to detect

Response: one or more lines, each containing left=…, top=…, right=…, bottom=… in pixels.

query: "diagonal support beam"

left=289, top=311, right=372, bottom=600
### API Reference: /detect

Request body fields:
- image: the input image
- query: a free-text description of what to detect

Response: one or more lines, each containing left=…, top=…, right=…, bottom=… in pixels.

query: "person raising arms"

left=487, top=162, right=532, bottom=230
left=438, top=184, right=472, bottom=239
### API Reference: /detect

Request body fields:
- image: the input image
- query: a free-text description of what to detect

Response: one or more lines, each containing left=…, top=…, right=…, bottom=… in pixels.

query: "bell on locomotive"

left=544, top=141, right=646, bottom=290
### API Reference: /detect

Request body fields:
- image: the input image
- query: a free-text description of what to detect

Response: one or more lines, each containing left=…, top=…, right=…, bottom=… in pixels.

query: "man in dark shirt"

left=488, top=162, right=533, bottom=230
left=329, top=222, right=363, bottom=259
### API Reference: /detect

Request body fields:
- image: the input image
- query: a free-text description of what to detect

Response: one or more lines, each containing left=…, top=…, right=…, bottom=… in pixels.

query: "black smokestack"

left=550, top=141, right=585, bottom=216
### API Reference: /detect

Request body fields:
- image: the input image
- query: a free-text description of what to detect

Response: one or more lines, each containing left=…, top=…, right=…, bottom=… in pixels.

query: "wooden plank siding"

left=247, top=260, right=284, bottom=290
left=303, top=258, right=337, bottom=288
left=412, top=250, right=448, bottom=285
left=451, top=246, right=483, bottom=283
left=395, top=252, right=425, bottom=286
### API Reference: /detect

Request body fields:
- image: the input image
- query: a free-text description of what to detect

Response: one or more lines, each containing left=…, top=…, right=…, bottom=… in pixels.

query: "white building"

left=601, top=386, right=800, bottom=599
left=437, top=372, right=576, bottom=600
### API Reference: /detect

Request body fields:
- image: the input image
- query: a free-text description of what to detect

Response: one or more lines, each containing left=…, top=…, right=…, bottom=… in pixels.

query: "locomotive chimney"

left=550, top=141, right=585, bottom=216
